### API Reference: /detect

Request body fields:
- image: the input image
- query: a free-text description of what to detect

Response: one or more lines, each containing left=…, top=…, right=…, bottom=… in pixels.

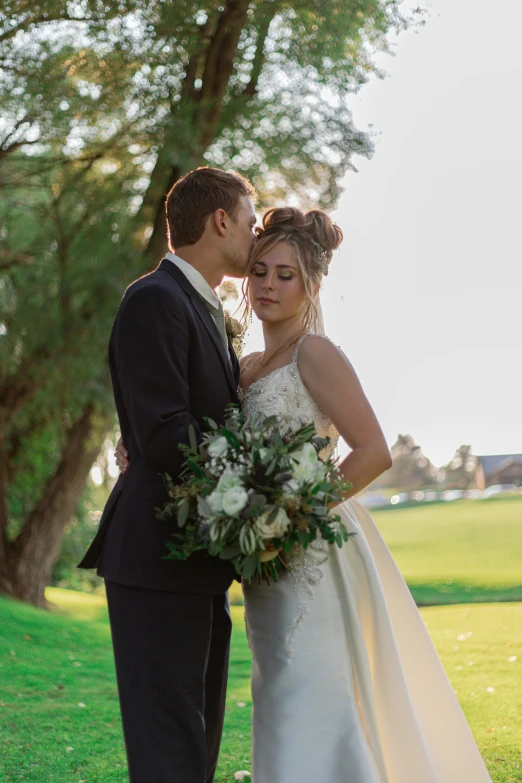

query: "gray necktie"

left=203, top=297, right=230, bottom=359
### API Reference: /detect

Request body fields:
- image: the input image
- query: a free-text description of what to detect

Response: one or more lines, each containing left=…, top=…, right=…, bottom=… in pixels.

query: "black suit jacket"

left=78, top=259, right=240, bottom=593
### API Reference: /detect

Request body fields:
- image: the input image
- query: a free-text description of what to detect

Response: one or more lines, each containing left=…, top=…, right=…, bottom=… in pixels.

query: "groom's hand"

left=114, top=438, right=129, bottom=474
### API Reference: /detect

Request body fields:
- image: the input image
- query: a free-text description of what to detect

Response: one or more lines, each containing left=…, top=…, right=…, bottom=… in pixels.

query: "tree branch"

left=241, top=5, right=277, bottom=97
left=0, top=250, right=34, bottom=271
left=196, top=0, right=251, bottom=151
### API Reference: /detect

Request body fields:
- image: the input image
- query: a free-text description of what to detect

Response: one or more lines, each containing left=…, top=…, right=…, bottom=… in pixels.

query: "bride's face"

left=249, top=241, right=306, bottom=325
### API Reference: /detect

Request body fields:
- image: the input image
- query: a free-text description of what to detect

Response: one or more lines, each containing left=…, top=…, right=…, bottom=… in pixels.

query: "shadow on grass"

left=410, top=581, right=522, bottom=606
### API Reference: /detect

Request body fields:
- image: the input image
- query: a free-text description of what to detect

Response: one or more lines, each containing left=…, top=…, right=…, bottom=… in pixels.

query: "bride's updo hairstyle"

left=245, top=207, right=343, bottom=348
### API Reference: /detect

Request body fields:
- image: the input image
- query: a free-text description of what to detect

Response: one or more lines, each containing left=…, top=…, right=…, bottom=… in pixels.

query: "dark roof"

left=477, top=454, right=522, bottom=476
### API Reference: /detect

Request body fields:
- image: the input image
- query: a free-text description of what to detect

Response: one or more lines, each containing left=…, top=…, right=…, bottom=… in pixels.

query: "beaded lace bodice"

left=240, top=334, right=341, bottom=659
left=239, top=334, right=340, bottom=460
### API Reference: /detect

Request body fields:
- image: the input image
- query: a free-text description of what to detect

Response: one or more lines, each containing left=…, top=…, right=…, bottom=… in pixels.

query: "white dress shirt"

left=165, top=252, right=230, bottom=358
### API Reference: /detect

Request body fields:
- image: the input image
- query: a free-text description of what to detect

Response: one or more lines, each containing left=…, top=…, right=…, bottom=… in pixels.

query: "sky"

left=245, top=0, right=522, bottom=467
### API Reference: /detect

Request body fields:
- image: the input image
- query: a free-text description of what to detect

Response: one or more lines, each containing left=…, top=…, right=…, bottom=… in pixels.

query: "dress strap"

left=292, top=333, right=313, bottom=363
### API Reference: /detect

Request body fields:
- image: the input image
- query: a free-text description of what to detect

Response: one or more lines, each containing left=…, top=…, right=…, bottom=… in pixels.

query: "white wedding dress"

left=240, top=334, right=492, bottom=783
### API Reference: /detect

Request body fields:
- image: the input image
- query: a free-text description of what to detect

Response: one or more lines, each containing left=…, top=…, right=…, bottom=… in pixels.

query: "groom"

left=79, top=167, right=257, bottom=783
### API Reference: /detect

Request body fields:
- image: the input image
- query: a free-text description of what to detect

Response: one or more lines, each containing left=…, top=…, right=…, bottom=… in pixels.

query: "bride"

left=116, top=206, right=493, bottom=783
left=237, top=207, right=492, bottom=783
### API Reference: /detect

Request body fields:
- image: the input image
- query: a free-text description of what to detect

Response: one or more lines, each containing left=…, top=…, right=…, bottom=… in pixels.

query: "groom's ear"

left=212, top=208, right=229, bottom=237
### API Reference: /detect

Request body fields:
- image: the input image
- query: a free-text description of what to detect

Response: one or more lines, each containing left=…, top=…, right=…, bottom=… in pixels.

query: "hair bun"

left=261, top=207, right=309, bottom=232
left=305, top=210, right=343, bottom=254
left=260, top=207, right=342, bottom=258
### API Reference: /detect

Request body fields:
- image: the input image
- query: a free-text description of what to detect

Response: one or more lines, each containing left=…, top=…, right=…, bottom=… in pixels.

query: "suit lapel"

left=158, top=259, right=240, bottom=402
left=228, top=338, right=241, bottom=386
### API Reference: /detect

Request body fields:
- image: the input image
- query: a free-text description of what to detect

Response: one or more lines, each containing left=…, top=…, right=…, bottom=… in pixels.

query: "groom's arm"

left=114, top=283, right=202, bottom=479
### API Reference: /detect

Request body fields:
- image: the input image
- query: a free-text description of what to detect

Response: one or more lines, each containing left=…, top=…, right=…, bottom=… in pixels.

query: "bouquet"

left=157, top=405, right=354, bottom=583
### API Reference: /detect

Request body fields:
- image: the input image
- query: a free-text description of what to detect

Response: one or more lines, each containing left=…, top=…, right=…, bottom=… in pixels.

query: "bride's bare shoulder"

left=297, top=334, right=344, bottom=360
left=297, top=334, right=354, bottom=378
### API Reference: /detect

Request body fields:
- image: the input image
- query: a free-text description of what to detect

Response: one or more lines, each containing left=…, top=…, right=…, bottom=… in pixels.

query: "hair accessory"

left=313, top=241, right=329, bottom=275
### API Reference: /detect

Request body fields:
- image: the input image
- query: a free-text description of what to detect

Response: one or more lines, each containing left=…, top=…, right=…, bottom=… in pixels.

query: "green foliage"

left=0, top=0, right=423, bottom=594
left=0, top=589, right=520, bottom=782
left=163, top=405, right=352, bottom=581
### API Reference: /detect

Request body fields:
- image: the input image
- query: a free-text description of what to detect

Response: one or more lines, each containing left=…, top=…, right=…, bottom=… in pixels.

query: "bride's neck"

left=261, top=317, right=303, bottom=360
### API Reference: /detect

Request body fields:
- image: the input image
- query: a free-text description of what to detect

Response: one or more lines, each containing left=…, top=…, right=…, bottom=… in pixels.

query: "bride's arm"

left=297, top=335, right=392, bottom=498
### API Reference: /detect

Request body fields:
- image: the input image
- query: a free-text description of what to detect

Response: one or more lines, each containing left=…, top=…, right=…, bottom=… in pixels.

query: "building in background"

left=474, top=455, right=522, bottom=489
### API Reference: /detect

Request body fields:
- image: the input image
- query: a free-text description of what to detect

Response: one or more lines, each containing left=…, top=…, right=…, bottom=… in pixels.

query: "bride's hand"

left=114, top=437, right=130, bottom=474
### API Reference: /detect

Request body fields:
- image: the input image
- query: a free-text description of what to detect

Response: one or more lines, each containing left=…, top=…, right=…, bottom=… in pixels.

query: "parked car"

left=390, top=492, right=410, bottom=505
left=484, top=483, right=518, bottom=498
left=359, top=494, right=390, bottom=508
left=464, top=489, right=484, bottom=500
left=442, top=489, right=466, bottom=502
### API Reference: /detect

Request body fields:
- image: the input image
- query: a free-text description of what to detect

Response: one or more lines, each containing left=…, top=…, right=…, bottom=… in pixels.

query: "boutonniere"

left=224, top=311, right=245, bottom=339
left=224, top=310, right=247, bottom=356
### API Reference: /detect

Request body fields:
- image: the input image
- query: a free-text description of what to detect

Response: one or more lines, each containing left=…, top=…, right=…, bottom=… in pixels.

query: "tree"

left=371, top=434, right=436, bottom=491
left=0, top=0, right=423, bottom=606
left=439, top=445, right=477, bottom=490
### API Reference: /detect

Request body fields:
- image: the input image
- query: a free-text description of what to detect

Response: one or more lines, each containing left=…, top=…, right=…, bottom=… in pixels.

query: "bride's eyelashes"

left=252, top=269, right=294, bottom=281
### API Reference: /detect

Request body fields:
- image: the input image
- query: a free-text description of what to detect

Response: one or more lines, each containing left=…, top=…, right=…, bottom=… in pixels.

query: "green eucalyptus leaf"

left=188, top=424, right=198, bottom=452
left=219, top=543, right=242, bottom=560
left=266, top=458, right=278, bottom=476
left=266, top=506, right=279, bottom=525
left=242, top=554, right=258, bottom=580
left=177, top=499, right=190, bottom=528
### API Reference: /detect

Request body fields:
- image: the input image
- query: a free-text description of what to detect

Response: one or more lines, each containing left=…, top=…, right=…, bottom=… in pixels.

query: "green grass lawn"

left=228, top=495, right=522, bottom=607
left=1, top=588, right=521, bottom=782
left=370, top=495, right=522, bottom=605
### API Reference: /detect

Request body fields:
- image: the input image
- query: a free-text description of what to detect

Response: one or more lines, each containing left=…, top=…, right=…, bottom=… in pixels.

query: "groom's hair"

left=166, top=167, right=255, bottom=248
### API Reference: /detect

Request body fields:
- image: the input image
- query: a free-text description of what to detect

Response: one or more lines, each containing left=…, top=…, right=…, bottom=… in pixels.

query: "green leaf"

left=186, top=458, right=204, bottom=478
left=242, top=554, right=258, bottom=580
left=266, top=458, right=278, bottom=476
left=249, top=493, right=267, bottom=509
left=219, top=543, right=242, bottom=560
left=198, top=497, right=212, bottom=518
left=222, top=428, right=241, bottom=451
left=298, top=530, right=311, bottom=546
left=188, top=424, right=198, bottom=452
left=177, top=499, right=190, bottom=528
left=266, top=506, right=279, bottom=525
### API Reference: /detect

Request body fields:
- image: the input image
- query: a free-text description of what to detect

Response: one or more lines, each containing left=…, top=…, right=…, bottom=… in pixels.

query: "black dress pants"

left=105, top=581, right=232, bottom=783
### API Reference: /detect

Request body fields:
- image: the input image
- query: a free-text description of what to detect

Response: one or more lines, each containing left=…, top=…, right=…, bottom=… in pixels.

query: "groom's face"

left=224, top=196, right=257, bottom=277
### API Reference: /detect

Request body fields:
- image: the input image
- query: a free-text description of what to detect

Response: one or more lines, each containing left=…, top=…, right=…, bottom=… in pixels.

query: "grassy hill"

left=225, top=495, right=522, bottom=607
left=372, top=495, right=522, bottom=605
left=1, top=588, right=521, bottom=782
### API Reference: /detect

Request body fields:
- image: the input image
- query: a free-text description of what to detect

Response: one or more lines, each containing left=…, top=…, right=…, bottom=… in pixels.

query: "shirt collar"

left=165, top=252, right=221, bottom=311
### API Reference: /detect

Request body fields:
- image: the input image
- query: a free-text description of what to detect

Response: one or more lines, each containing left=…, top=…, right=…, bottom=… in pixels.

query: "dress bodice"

left=239, top=334, right=339, bottom=460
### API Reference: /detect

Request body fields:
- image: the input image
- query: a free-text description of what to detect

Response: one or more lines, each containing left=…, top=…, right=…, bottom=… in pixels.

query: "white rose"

left=216, top=467, right=243, bottom=493
left=205, top=490, right=224, bottom=515
left=207, top=436, right=229, bottom=458
left=254, top=506, right=290, bottom=540
left=222, top=486, right=249, bottom=516
left=292, top=443, right=326, bottom=484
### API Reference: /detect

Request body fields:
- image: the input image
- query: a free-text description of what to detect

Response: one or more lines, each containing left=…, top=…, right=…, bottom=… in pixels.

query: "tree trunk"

left=1, top=404, right=110, bottom=608
left=0, top=424, right=11, bottom=594
left=143, top=161, right=184, bottom=267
